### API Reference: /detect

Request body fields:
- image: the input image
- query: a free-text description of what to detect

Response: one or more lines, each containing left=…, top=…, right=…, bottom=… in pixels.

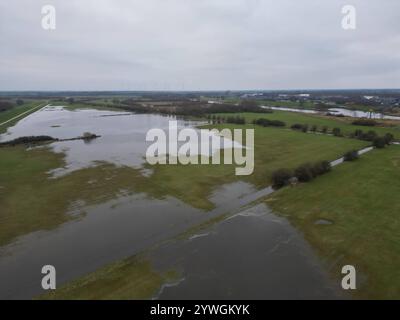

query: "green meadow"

left=215, top=111, right=400, bottom=139
left=266, top=146, right=400, bottom=299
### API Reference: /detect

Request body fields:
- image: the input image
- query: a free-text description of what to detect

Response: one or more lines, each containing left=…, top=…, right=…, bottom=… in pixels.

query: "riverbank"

left=0, top=101, right=47, bottom=134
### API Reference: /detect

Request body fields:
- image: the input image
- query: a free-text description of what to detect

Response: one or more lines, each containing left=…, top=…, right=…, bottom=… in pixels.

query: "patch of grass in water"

left=38, top=255, right=178, bottom=300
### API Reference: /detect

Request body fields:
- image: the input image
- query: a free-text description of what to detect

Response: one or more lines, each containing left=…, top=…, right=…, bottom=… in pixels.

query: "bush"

left=373, top=137, right=386, bottom=149
left=271, top=169, right=293, bottom=188
left=312, top=160, right=331, bottom=176
left=354, top=129, right=363, bottom=138
left=321, top=126, right=328, bottom=134
left=332, top=127, right=341, bottom=136
left=0, top=100, right=14, bottom=112
left=343, top=150, right=359, bottom=161
left=294, top=163, right=314, bottom=182
left=352, top=119, right=378, bottom=126
left=226, top=116, right=245, bottom=124
left=310, top=125, right=317, bottom=132
left=291, top=123, right=308, bottom=131
left=358, top=130, right=377, bottom=141
left=291, top=123, right=303, bottom=130
left=253, top=118, right=285, bottom=127
left=383, top=133, right=394, bottom=145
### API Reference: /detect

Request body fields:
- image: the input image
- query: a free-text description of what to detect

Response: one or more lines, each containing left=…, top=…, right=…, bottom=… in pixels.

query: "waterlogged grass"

left=215, top=112, right=400, bottom=139
left=266, top=146, right=400, bottom=299
left=51, top=102, right=123, bottom=112
left=0, top=146, right=147, bottom=246
left=39, top=256, right=178, bottom=300
left=0, top=125, right=368, bottom=246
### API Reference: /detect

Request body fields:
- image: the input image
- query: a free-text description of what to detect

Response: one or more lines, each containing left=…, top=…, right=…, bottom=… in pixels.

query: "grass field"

left=143, top=124, right=368, bottom=209
left=266, top=146, right=400, bottom=299
left=215, top=111, right=400, bottom=139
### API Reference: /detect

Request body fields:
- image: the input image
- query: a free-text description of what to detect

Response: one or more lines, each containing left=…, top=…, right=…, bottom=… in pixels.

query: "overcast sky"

left=0, top=0, right=399, bottom=91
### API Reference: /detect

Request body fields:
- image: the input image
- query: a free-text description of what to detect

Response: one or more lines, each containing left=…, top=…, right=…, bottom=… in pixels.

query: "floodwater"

left=0, top=107, right=342, bottom=299
left=261, top=105, right=400, bottom=121
left=151, top=204, right=342, bottom=300
left=0, top=106, right=243, bottom=176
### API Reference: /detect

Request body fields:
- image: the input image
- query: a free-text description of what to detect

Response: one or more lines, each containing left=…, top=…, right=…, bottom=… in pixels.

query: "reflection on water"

left=262, top=105, right=400, bottom=120
left=150, top=204, right=342, bottom=299
left=328, top=108, right=400, bottom=120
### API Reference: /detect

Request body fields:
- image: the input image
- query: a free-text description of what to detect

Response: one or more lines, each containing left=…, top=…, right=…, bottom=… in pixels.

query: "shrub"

left=271, top=169, right=293, bottom=188
left=373, top=137, right=386, bottom=149
left=289, top=123, right=314, bottom=133
left=354, top=129, right=363, bottom=138
left=254, top=118, right=285, bottom=127
left=226, top=116, right=245, bottom=124
left=301, top=124, right=309, bottom=133
left=358, top=130, right=377, bottom=141
left=312, top=160, right=331, bottom=176
left=321, top=126, right=328, bottom=134
left=310, top=125, right=317, bottom=132
left=294, top=163, right=314, bottom=182
left=383, top=133, right=394, bottom=145
left=291, top=123, right=306, bottom=131
left=332, top=127, right=341, bottom=136
left=343, top=150, right=359, bottom=161
left=0, top=100, right=14, bottom=112
left=352, top=119, right=378, bottom=126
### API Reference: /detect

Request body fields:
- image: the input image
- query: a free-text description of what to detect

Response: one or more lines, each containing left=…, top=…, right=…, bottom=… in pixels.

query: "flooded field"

left=0, top=106, right=342, bottom=299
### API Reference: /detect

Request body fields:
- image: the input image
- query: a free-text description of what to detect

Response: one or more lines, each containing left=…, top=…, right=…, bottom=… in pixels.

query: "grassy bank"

left=0, top=100, right=46, bottom=134
left=39, top=255, right=177, bottom=300
left=266, top=146, right=400, bottom=299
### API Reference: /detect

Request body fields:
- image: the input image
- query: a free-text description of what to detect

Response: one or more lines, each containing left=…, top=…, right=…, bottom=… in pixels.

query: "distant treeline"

left=69, top=99, right=272, bottom=118
left=0, top=99, right=23, bottom=112
left=351, top=119, right=378, bottom=126
left=289, top=122, right=395, bottom=148
left=252, top=118, right=286, bottom=127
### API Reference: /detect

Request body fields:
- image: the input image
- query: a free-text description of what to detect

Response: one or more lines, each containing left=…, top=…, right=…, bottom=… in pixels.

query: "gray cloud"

left=0, top=0, right=399, bottom=90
